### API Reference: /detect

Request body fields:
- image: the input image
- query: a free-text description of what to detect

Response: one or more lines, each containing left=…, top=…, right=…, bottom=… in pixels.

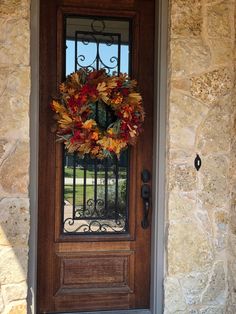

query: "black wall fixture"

left=194, top=154, right=202, bottom=171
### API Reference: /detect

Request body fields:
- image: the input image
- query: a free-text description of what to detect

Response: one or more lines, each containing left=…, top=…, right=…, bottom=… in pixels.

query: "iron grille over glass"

left=63, top=16, right=131, bottom=234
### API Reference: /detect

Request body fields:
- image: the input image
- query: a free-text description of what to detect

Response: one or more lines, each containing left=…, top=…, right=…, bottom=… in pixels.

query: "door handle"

left=141, top=183, right=151, bottom=229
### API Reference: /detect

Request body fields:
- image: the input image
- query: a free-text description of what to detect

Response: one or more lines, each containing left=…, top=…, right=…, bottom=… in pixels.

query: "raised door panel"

left=55, top=252, right=134, bottom=294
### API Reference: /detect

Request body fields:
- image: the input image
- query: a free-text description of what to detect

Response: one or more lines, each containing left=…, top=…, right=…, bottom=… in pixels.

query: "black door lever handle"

left=141, top=184, right=151, bottom=229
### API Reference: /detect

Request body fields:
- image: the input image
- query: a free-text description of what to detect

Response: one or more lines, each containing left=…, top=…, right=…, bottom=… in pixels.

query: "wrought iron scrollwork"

left=75, top=199, right=106, bottom=218
left=75, top=18, right=121, bottom=73
left=63, top=153, right=129, bottom=234
left=63, top=195, right=126, bottom=234
left=63, top=218, right=126, bottom=233
left=63, top=17, right=130, bottom=234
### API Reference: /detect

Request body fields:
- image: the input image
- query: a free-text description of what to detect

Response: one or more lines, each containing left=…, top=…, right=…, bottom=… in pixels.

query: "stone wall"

left=0, top=1, right=30, bottom=313
left=226, top=1, right=236, bottom=312
left=165, top=0, right=235, bottom=313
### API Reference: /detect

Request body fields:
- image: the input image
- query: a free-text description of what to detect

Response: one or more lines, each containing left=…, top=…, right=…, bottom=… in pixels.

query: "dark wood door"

left=38, top=0, right=155, bottom=312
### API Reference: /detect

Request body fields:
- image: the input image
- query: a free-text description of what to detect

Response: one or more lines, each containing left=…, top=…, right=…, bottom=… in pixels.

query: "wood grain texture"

left=38, top=0, right=155, bottom=312
left=55, top=252, right=134, bottom=295
left=54, top=293, right=131, bottom=312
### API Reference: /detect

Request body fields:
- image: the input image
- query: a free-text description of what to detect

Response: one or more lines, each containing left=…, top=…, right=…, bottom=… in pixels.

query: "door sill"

left=52, top=310, right=151, bottom=314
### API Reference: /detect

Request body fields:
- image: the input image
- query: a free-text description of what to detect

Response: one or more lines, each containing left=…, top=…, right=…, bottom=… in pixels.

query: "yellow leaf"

left=52, top=100, right=65, bottom=114
left=65, top=141, right=80, bottom=153
left=97, top=82, right=107, bottom=92
left=71, top=72, right=80, bottom=84
left=61, top=113, right=72, bottom=123
left=78, top=143, right=91, bottom=154
left=129, top=130, right=136, bottom=137
left=101, top=94, right=109, bottom=103
left=123, top=111, right=130, bottom=118
left=107, top=78, right=117, bottom=89
left=58, top=113, right=73, bottom=128
left=68, top=88, right=76, bottom=95
left=83, top=119, right=97, bottom=129
left=91, top=146, right=101, bottom=155
left=97, top=137, right=126, bottom=155
left=128, top=92, right=142, bottom=103
left=59, top=83, right=66, bottom=93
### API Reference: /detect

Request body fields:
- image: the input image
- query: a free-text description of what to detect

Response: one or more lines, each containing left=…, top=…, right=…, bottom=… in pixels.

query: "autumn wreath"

left=51, top=69, right=145, bottom=159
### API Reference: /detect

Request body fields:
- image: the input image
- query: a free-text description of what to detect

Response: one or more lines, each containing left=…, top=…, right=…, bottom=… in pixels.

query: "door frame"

left=28, top=0, right=168, bottom=313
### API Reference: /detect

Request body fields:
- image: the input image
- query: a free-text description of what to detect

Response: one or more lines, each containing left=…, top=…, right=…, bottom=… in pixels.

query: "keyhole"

left=194, top=154, right=202, bottom=171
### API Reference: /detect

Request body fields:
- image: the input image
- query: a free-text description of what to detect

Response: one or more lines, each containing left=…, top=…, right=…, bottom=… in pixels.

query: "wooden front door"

left=38, top=0, right=155, bottom=313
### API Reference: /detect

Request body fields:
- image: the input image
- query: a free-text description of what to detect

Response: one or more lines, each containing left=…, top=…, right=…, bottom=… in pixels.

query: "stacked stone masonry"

left=165, top=0, right=236, bottom=313
left=0, top=0, right=30, bottom=314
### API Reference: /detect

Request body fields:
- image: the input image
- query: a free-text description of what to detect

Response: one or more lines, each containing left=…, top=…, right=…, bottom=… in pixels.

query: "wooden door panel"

left=54, top=294, right=131, bottom=312
left=55, top=251, right=134, bottom=294
left=55, top=241, right=135, bottom=252
left=38, top=0, right=154, bottom=312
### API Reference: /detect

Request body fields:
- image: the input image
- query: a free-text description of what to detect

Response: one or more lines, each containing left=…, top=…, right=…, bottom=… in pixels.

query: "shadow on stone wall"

left=0, top=197, right=29, bottom=313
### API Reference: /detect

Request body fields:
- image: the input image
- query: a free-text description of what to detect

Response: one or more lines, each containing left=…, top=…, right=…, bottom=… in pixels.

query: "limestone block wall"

left=165, top=0, right=235, bottom=313
left=226, top=2, right=236, bottom=312
left=0, top=1, right=30, bottom=313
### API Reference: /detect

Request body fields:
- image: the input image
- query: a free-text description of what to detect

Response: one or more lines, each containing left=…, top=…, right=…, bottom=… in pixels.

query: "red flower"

left=116, top=80, right=122, bottom=88
left=80, top=84, right=98, bottom=100
left=68, top=96, right=79, bottom=114
left=121, top=88, right=129, bottom=96
left=120, top=122, right=130, bottom=141
left=77, top=94, right=87, bottom=105
left=88, top=69, right=104, bottom=80
left=71, top=129, right=82, bottom=143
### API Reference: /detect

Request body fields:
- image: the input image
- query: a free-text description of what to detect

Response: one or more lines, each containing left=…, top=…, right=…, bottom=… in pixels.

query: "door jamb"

left=151, top=0, right=168, bottom=313
left=28, top=0, right=168, bottom=313
left=28, top=0, right=39, bottom=312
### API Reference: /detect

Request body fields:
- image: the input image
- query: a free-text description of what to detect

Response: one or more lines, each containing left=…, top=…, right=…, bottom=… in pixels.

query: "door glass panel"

left=62, top=16, right=131, bottom=234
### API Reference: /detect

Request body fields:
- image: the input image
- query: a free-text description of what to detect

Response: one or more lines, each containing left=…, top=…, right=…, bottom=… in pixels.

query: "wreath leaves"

left=51, top=68, right=144, bottom=159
